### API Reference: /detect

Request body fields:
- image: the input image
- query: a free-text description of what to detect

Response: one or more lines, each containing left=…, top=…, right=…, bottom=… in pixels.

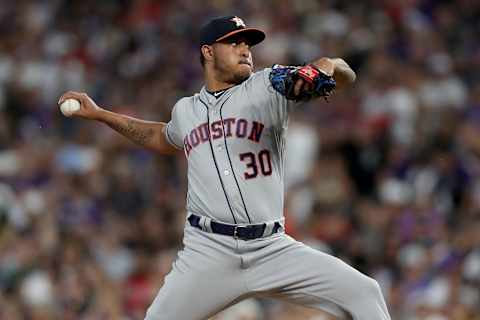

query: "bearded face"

left=204, top=36, right=254, bottom=85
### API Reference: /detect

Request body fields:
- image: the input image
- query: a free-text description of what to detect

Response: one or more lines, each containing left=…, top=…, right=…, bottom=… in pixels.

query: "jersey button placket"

left=209, top=99, right=244, bottom=221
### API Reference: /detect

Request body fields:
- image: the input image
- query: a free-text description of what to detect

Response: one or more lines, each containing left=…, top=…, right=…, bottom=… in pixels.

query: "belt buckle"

left=233, top=226, right=239, bottom=239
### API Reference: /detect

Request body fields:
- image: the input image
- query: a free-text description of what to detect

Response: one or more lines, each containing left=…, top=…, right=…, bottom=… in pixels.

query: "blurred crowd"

left=1, top=0, right=480, bottom=319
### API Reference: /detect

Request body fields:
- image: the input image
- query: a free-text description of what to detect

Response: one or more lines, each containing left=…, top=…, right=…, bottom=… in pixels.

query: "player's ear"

left=201, top=45, right=214, bottom=64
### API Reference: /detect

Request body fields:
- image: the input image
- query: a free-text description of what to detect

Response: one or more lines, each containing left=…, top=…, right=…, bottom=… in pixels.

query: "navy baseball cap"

left=199, top=16, right=265, bottom=47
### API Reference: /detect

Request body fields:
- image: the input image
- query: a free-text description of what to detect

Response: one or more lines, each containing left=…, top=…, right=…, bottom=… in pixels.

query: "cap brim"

left=215, top=28, right=266, bottom=46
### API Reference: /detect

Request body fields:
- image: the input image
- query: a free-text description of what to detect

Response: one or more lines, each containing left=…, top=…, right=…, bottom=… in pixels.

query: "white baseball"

left=60, top=99, right=81, bottom=117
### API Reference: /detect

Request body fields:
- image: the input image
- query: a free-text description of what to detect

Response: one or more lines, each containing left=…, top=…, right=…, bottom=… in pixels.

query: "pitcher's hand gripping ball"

left=59, top=98, right=81, bottom=117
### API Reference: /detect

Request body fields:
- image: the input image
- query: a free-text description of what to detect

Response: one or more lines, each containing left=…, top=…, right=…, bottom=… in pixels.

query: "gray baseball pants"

left=145, top=223, right=391, bottom=320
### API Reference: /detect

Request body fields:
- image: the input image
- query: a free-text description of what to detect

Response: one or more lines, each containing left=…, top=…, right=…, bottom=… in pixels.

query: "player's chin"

left=238, top=63, right=252, bottom=73
left=232, top=65, right=252, bottom=83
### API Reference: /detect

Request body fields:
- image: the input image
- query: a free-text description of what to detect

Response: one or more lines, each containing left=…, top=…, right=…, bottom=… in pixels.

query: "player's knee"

left=144, top=309, right=155, bottom=320
left=144, top=306, right=162, bottom=320
left=360, top=277, right=383, bottom=302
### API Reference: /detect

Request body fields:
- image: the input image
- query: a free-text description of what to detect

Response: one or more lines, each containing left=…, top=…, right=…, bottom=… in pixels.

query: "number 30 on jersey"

left=239, top=149, right=272, bottom=179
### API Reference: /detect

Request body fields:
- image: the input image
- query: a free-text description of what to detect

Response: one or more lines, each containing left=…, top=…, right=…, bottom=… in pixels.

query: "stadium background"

left=0, top=0, right=479, bottom=319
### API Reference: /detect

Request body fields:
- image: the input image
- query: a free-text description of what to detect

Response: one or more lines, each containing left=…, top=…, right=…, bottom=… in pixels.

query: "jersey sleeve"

left=250, top=67, right=301, bottom=129
left=164, top=101, right=184, bottom=150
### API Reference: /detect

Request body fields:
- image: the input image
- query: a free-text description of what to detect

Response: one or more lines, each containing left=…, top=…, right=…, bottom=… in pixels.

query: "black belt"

left=188, top=214, right=282, bottom=240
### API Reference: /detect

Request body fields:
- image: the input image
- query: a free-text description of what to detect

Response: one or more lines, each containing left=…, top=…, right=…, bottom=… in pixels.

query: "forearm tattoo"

left=109, top=119, right=155, bottom=146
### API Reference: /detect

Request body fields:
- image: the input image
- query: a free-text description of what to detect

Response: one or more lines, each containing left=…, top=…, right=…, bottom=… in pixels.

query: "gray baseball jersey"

left=165, top=67, right=295, bottom=224
left=145, top=67, right=392, bottom=320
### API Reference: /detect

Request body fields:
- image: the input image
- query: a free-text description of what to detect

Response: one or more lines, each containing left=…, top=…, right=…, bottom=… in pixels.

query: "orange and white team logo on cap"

left=231, top=16, right=246, bottom=28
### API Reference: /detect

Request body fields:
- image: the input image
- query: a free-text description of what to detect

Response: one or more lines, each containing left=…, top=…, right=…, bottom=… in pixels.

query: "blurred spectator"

left=1, top=0, right=480, bottom=319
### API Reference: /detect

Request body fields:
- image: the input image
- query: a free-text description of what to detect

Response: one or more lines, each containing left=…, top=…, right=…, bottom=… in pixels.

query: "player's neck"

left=204, top=69, right=235, bottom=92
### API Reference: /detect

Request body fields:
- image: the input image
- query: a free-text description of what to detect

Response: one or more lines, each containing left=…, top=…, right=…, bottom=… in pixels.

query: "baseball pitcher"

left=58, top=16, right=391, bottom=320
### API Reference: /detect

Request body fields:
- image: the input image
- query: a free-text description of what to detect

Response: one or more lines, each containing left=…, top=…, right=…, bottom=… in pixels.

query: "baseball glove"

left=269, top=64, right=336, bottom=102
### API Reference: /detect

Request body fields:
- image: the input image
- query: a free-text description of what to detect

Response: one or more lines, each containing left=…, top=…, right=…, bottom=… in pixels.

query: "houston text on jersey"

left=183, top=118, right=265, bottom=156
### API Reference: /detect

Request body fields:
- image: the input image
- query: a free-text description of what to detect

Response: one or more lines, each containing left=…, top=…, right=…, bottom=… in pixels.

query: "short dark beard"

left=228, top=71, right=250, bottom=85
left=213, top=56, right=251, bottom=85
